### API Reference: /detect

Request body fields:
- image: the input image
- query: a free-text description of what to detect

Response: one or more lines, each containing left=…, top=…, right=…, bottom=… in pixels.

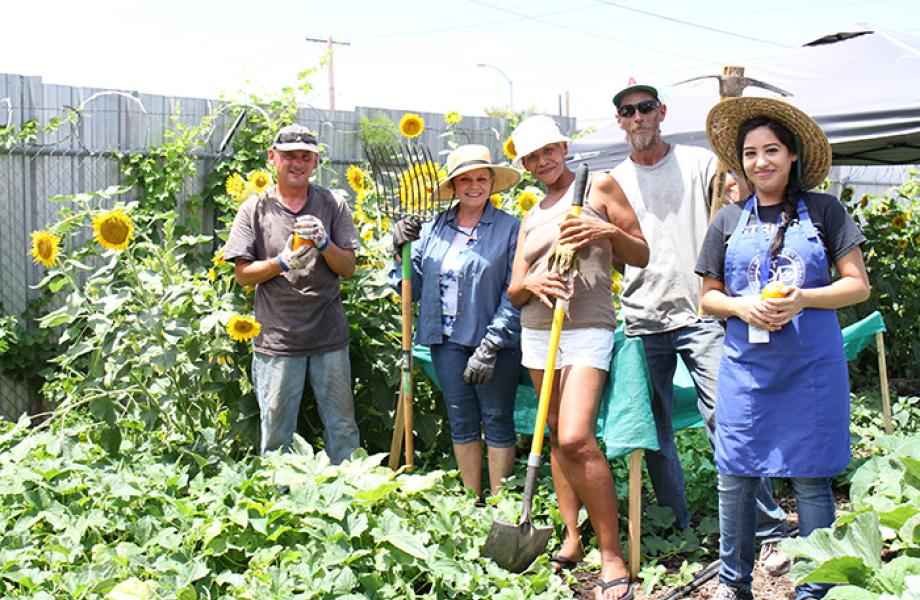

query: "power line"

left=464, top=0, right=716, bottom=63
left=592, top=0, right=792, bottom=47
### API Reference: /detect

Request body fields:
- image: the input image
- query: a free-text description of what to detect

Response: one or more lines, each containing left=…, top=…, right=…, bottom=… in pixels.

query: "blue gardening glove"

left=463, top=339, right=500, bottom=385
left=276, top=234, right=311, bottom=272
left=294, top=215, right=329, bottom=251
left=391, top=217, right=421, bottom=259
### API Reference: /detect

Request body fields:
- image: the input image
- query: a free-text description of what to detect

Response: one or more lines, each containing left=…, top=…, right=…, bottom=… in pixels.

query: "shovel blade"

left=481, top=519, right=553, bottom=573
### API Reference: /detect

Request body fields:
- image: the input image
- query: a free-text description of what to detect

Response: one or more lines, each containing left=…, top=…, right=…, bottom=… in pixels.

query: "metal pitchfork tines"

left=363, top=130, right=445, bottom=472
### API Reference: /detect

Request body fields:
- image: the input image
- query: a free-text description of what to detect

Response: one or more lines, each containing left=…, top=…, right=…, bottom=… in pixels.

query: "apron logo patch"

left=747, top=248, right=805, bottom=293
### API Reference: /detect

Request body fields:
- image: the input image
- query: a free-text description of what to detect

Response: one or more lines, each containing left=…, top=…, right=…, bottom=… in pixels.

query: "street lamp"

left=477, top=63, right=513, bottom=112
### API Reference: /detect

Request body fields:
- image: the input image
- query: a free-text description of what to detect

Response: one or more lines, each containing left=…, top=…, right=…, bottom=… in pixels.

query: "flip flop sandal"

left=549, top=554, right=581, bottom=571
left=595, top=576, right=634, bottom=600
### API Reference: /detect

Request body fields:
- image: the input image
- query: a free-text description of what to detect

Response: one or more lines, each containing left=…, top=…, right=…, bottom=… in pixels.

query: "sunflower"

left=353, top=208, right=371, bottom=225
left=346, top=165, right=366, bottom=193
left=399, top=161, right=445, bottom=211
left=444, top=112, right=462, bottom=125
left=399, top=113, right=425, bottom=139
left=892, top=214, right=908, bottom=230
left=516, top=188, right=540, bottom=212
left=490, top=194, right=503, bottom=209
left=897, top=238, right=908, bottom=250
left=247, top=170, right=272, bottom=194
left=225, top=172, right=246, bottom=201
left=30, top=230, right=61, bottom=267
left=502, top=137, right=517, bottom=161
left=380, top=218, right=392, bottom=232
left=361, top=227, right=374, bottom=242
left=207, top=268, right=218, bottom=282
left=859, top=194, right=869, bottom=209
left=840, top=187, right=854, bottom=203
left=92, top=208, right=134, bottom=251
left=878, top=203, right=890, bottom=215
left=212, top=250, right=227, bottom=267
left=226, top=315, right=261, bottom=342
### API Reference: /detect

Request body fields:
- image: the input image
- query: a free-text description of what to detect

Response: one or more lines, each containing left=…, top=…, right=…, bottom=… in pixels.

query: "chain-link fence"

left=1, top=73, right=576, bottom=419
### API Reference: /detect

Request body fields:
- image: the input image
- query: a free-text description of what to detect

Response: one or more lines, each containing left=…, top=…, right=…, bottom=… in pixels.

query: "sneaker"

left=758, top=539, right=791, bottom=576
left=711, top=584, right=754, bottom=600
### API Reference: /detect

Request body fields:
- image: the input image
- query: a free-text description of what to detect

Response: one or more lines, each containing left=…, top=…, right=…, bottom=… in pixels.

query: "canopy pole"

left=876, top=332, right=893, bottom=434
left=628, top=449, right=643, bottom=579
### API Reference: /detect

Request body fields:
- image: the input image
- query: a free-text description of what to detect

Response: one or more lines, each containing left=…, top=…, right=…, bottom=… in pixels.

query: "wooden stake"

left=388, top=391, right=405, bottom=470
left=628, top=449, right=643, bottom=580
left=876, top=332, right=893, bottom=434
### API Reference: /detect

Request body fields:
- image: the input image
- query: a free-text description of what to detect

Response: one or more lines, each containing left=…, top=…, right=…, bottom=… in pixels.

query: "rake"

left=364, top=132, right=444, bottom=471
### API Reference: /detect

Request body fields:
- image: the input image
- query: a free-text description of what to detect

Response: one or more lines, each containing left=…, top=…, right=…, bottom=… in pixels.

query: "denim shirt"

left=389, top=202, right=521, bottom=349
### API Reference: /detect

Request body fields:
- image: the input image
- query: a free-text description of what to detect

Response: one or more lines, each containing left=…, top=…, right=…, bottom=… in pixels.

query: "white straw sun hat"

left=509, top=115, right=570, bottom=169
left=436, top=144, right=521, bottom=201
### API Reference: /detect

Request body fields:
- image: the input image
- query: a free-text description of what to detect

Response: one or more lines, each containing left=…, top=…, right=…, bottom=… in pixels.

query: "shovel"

left=482, top=163, right=590, bottom=573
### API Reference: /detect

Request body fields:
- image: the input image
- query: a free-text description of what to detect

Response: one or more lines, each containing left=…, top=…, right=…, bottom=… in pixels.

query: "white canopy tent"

left=568, top=27, right=920, bottom=172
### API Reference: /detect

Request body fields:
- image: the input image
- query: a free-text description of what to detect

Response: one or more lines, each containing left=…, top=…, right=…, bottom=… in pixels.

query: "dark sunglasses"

left=275, top=131, right=317, bottom=145
left=616, top=99, right=661, bottom=118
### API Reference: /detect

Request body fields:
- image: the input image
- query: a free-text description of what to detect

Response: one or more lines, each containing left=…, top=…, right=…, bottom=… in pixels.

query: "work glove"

left=276, top=234, right=311, bottom=272
left=294, top=215, right=329, bottom=251
left=463, top=339, right=501, bottom=385
left=391, top=217, right=422, bottom=259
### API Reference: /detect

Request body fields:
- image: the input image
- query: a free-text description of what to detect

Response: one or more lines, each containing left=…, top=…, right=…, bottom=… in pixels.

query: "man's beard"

left=625, top=125, right=660, bottom=151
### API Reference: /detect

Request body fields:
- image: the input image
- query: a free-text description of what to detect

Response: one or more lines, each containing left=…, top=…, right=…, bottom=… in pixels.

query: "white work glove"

left=294, top=215, right=329, bottom=252
left=276, top=234, right=311, bottom=272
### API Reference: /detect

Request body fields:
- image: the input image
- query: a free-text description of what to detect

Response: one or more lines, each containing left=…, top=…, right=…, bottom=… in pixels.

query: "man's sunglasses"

left=275, top=131, right=317, bottom=145
left=616, top=99, right=661, bottom=118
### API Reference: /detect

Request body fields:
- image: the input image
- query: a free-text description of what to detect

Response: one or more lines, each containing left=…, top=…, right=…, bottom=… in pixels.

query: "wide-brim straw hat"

left=510, top=115, right=570, bottom=169
left=706, top=96, right=831, bottom=190
left=436, top=144, right=521, bottom=200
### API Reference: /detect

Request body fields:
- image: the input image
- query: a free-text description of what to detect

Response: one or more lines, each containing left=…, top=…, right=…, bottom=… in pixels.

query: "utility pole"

left=305, top=36, right=351, bottom=110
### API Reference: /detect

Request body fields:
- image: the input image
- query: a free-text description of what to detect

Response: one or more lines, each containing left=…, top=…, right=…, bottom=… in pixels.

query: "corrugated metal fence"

left=0, top=73, right=575, bottom=419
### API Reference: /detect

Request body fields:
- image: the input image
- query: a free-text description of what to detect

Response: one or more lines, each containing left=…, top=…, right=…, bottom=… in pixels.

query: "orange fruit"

left=761, top=281, right=787, bottom=299
left=292, top=233, right=313, bottom=250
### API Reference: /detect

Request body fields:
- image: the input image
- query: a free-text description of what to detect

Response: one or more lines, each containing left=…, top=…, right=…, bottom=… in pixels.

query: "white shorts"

left=521, top=326, right=615, bottom=371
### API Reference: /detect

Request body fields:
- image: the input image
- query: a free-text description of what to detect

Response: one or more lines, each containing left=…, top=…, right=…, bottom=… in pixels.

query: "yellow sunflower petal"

left=399, top=113, right=425, bottom=139
left=30, top=230, right=61, bottom=268
left=502, top=137, right=516, bottom=161
left=226, top=315, right=262, bottom=342
left=490, top=194, right=502, bottom=209
left=346, top=165, right=366, bottom=193
left=92, top=209, right=134, bottom=251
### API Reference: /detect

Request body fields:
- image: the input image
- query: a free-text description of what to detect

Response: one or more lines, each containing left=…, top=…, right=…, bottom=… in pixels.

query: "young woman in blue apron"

left=695, top=98, right=870, bottom=600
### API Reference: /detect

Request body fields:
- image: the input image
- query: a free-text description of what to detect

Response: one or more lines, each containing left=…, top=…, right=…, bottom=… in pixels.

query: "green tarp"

left=412, top=311, right=886, bottom=461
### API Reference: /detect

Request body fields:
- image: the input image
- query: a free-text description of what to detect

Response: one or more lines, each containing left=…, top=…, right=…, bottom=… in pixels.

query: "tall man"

left=224, top=124, right=360, bottom=464
left=610, top=84, right=789, bottom=574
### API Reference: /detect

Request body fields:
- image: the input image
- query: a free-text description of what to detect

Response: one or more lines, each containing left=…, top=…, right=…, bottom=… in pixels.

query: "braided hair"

left=735, top=117, right=804, bottom=259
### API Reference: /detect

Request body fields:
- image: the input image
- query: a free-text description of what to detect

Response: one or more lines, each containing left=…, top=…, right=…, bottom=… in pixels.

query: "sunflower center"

left=101, top=218, right=129, bottom=245
left=38, top=239, right=53, bottom=258
left=235, top=321, right=253, bottom=334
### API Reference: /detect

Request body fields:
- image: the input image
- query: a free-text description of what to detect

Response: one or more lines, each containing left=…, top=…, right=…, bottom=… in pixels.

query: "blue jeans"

left=639, top=319, right=786, bottom=536
left=429, top=341, right=521, bottom=448
left=719, top=474, right=835, bottom=599
left=252, top=348, right=360, bottom=464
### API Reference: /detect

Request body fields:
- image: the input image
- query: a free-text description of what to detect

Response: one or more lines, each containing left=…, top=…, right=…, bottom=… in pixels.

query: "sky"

left=2, top=0, right=917, bottom=128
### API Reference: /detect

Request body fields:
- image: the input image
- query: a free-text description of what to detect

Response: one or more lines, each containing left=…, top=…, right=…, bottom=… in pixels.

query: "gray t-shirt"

left=695, top=192, right=867, bottom=282
left=612, top=144, right=717, bottom=336
left=223, top=184, right=359, bottom=356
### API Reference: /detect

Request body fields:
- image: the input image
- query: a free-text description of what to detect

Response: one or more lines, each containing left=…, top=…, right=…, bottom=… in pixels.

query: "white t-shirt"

left=612, top=144, right=717, bottom=336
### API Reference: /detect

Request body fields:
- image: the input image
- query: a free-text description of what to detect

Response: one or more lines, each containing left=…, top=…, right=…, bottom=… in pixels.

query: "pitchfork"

left=364, top=131, right=444, bottom=470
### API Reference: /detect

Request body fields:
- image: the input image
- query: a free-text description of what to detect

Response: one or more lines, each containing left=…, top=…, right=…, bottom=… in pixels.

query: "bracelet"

left=315, top=237, right=329, bottom=252
left=277, top=255, right=289, bottom=272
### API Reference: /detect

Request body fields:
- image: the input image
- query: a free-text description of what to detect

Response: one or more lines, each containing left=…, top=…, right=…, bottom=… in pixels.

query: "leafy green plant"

left=841, top=170, right=920, bottom=384
left=0, top=416, right=574, bottom=599
left=781, top=434, right=920, bottom=598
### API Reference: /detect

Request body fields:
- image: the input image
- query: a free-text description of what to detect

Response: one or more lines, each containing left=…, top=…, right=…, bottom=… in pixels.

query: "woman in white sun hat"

left=390, top=144, right=523, bottom=499
left=507, top=115, right=649, bottom=600
left=695, top=97, right=869, bottom=600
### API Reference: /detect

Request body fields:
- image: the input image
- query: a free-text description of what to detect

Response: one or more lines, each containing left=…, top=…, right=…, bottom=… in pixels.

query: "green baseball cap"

left=612, top=84, right=659, bottom=108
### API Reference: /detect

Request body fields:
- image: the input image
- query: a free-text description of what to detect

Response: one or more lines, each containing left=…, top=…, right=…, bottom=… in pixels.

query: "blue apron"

left=715, top=196, right=850, bottom=478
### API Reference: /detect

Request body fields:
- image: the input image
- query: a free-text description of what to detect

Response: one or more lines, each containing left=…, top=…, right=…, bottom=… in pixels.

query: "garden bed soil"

left=567, top=487, right=849, bottom=599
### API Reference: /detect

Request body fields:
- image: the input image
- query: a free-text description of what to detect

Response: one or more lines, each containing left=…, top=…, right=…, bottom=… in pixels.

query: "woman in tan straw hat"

left=507, top=115, right=649, bottom=600
left=390, top=144, right=523, bottom=499
left=695, top=98, right=870, bottom=600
